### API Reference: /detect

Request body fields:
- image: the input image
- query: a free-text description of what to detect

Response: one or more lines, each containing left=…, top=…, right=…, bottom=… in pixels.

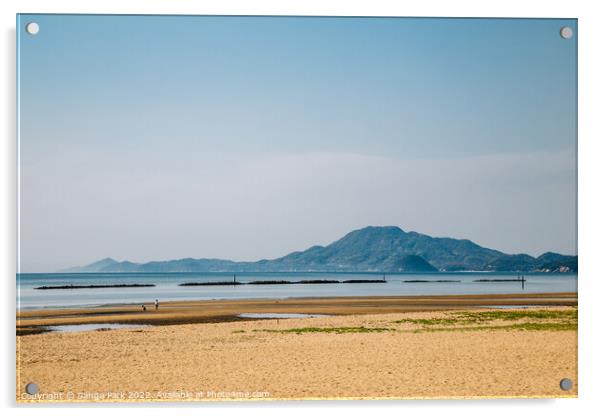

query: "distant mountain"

left=67, top=226, right=577, bottom=273
left=63, top=257, right=120, bottom=273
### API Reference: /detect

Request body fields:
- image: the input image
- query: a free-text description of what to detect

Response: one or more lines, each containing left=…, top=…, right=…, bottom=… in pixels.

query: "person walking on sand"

left=155, top=299, right=159, bottom=311
left=141, top=304, right=146, bottom=312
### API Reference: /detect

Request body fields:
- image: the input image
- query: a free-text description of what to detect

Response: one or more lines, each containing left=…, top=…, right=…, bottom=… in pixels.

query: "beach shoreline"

left=16, top=292, right=577, bottom=335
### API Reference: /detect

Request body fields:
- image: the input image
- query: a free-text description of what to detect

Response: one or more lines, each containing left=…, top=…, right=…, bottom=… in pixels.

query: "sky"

left=17, top=15, right=577, bottom=272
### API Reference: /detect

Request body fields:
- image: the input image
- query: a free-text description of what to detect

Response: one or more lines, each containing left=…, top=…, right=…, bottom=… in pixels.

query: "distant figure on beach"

left=141, top=304, right=146, bottom=312
left=155, top=299, right=159, bottom=311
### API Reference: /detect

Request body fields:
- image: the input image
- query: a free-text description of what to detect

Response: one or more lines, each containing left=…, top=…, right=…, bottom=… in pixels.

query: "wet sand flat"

left=17, top=292, right=577, bottom=334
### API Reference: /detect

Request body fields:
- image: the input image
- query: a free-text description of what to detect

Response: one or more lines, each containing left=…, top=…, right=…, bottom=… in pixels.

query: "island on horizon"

left=64, top=226, right=577, bottom=274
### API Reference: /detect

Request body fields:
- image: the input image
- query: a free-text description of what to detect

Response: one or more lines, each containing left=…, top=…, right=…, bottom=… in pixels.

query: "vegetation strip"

left=393, top=308, right=577, bottom=332
left=414, top=321, right=577, bottom=332
left=256, top=326, right=394, bottom=334
left=250, top=308, right=578, bottom=335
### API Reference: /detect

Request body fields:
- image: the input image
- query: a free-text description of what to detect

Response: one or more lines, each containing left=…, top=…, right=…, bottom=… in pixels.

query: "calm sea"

left=16, top=272, right=577, bottom=310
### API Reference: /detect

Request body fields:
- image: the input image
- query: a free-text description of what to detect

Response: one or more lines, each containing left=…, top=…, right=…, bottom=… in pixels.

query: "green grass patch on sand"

left=255, top=326, right=394, bottom=335
left=416, top=321, right=577, bottom=333
left=393, top=318, right=459, bottom=326
left=452, top=308, right=577, bottom=323
left=249, top=309, right=577, bottom=335
left=393, top=308, right=577, bottom=333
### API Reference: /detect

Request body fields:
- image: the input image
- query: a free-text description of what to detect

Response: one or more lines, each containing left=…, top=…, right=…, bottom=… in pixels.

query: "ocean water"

left=16, top=272, right=577, bottom=310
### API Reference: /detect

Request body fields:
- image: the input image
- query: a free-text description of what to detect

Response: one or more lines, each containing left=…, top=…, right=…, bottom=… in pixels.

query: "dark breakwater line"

left=35, top=284, right=156, bottom=290
left=179, top=279, right=386, bottom=286
left=178, top=281, right=242, bottom=286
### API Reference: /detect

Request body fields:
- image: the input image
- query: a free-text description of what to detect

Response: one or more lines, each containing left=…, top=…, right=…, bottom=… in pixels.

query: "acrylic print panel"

left=16, top=15, right=577, bottom=402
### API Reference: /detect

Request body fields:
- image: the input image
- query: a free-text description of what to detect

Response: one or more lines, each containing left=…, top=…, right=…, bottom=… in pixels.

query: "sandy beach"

left=17, top=293, right=577, bottom=402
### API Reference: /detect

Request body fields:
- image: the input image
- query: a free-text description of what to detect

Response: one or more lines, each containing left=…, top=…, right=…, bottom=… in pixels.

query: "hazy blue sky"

left=18, top=15, right=577, bottom=272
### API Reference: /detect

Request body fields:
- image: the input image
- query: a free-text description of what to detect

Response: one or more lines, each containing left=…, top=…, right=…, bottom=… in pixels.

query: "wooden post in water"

left=383, top=273, right=386, bottom=282
left=234, top=273, right=236, bottom=283
left=521, top=274, right=525, bottom=290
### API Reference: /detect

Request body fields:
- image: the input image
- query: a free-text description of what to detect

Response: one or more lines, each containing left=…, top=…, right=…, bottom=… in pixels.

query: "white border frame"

left=3, top=1, right=601, bottom=415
